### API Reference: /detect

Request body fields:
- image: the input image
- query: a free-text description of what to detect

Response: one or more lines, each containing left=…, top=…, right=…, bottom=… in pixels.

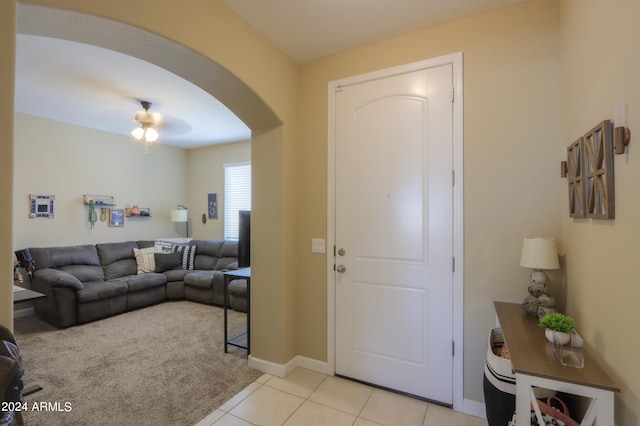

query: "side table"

left=13, top=285, right=46, bottom=396
left=222, top=268, right=251, bottom=356
left=494, top=301, right=619, bottom=425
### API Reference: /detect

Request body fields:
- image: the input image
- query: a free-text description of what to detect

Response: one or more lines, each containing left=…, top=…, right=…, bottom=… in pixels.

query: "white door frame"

left=327, top=52, right=464, bottom=410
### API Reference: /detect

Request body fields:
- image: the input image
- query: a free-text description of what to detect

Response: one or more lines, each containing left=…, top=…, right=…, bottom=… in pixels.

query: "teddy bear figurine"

left=522, top=279, right=556, bottom=317
left=537, top=294, right=556, bottom=318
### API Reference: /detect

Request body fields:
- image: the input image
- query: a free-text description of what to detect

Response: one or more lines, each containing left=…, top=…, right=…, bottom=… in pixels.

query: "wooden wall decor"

left=584, top=120, right=615, bottom=219
left=567, top=137, right=586, bottom=218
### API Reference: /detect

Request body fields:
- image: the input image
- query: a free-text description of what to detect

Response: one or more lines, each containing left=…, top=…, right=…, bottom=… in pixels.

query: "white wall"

left=13, top=113, right=188, bottom=251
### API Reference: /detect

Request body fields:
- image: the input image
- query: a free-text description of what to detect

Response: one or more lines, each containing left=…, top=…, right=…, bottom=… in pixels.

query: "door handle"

left=336, top=265, right=346, bottom=273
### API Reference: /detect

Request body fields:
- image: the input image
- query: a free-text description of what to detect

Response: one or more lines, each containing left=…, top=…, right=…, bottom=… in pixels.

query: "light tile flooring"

left=196, top=367, right=488, bottom=426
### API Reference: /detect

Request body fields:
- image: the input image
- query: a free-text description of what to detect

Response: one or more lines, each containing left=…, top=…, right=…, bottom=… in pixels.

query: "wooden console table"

left=494, top=302, right=619, bottom=425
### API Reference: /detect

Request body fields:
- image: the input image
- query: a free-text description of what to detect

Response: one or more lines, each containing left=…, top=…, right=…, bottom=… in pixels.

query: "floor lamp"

left=171, top=205, right=189, bottom=238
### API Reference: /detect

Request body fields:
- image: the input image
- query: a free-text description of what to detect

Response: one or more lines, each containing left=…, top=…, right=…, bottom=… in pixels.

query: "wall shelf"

left=83, top=194, right=115, bottom=206
left=125, top=207, right=152, bottom=217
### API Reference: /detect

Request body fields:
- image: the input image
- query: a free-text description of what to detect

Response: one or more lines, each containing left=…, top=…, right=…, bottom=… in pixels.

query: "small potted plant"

left=539, top=312, right=576, bottom=345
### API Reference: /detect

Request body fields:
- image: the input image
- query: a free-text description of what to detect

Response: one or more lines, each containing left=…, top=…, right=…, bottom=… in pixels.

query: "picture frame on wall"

left=29, top=194, right=55, bottom=219
left=109, top=209, right=125, bottom=227
left=208, top=193, right=218, bottom=219
left=584, top=120, right=615, bottom=219
left=567, top=137, right=585, bottom=218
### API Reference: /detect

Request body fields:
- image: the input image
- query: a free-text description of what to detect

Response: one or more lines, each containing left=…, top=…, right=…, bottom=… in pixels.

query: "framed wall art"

left=109, top=209, right=125, bottom=227
left=583, top=120, right=615, bottom=219
left=567, top=138, right=585, bottom=218
left=29, top=194, right=55, bottom=219
left=208, top=193, right=218, bottom=219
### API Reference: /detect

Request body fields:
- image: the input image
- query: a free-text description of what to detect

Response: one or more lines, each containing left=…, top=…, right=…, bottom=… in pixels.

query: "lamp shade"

left=171, top=209, right=188, bottom=223
left=520, top=237, right=560, bottom=270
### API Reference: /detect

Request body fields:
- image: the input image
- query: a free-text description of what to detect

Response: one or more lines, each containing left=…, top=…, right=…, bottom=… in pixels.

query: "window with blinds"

left=224, top=162, right=251, bottom=240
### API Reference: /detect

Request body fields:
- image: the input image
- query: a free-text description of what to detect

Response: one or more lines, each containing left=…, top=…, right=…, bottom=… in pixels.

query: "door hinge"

left=452, top=341, right=455, bottom=356
left=451, top=86, right=455, bottom=103
left=452, top=256, right=455, bottom=272
left=452, top=170, right=455, bottom=186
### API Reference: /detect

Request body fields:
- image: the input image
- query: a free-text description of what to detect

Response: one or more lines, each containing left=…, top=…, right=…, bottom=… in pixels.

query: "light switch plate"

left=311, top=238, right=326, bottom=254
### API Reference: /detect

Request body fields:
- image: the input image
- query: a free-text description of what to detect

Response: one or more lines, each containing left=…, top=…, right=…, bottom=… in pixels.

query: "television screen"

left=238, top=210, right=251, bottom=268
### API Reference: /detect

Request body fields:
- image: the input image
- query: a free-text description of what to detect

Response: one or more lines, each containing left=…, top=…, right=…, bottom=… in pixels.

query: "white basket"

left=485, top=327, right=555, bottom=398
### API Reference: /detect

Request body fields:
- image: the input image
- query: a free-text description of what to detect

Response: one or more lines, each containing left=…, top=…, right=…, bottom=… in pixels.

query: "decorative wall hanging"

left=564, top=120, right=615, bottom=220
left=29, top=194, right=55, bottom=219
left=584, top=120, right=615, bottom=219
left=566, top=138, right=585, bottom=218
left=109, top=209, right=125, bottom=227
left=208, top=193, right=218, bottom=219
left=83, top=194, right=115, bottom=206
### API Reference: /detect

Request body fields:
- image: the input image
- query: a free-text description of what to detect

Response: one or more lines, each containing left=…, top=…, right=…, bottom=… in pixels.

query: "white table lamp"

left=171, top=205, right=189, bottom=238
left=520, top=237, right=560, bottom=284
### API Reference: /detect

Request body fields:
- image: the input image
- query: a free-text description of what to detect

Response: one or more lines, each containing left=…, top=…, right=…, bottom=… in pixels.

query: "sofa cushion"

left=97, top=242, right=139, bottom=280
left=76, top=280, right=128, bottom=303
left=124, top=273, right=167, bottom=292
left=155, top=252, right=182, bottom=272
left=183, top=271, right=215, bottom=289
left=133, top=247, right=155, bottom=274
left=190, top=240, right=222, bottom=270
left=174, top=245, right=197, bottom=270
left=162, top=269, right=192, bottom=282
left=30, top=245, right=104, bottom=282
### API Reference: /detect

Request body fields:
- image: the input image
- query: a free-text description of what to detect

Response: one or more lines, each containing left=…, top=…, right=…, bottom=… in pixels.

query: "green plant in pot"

left=539, top=312, right=576, bottom=345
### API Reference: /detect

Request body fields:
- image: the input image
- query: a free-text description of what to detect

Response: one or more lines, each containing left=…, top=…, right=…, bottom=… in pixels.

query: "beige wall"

left=561, top=0, right=640, bottom=423
left=187, top=140, right=251, bottom=240
left=0, top=0, right=16, bottom=330
left=4, top=0, right=299, bottom=366
left=298, top=0, right=563, bottom=404
left=4, top=0, right=636, bottom=418
left=13, top=114, right=188, bottom=250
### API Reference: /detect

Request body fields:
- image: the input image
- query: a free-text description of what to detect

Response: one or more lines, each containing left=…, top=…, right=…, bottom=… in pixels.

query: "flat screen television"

left=238, top=210, right=251, bottom=268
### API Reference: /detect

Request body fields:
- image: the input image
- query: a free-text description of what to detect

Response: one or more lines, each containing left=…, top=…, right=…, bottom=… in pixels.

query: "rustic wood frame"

left=567, top=137, right=586, bottom=218
left=583, top=120, right=615, bottom=219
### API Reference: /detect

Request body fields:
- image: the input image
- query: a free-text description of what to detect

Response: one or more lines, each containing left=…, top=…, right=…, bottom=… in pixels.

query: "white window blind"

left=224, top=162, right=251, bottom=240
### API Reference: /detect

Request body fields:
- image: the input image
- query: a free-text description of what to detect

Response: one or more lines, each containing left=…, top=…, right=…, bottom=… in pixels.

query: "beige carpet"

left=13, top=300, right=261, bottom=426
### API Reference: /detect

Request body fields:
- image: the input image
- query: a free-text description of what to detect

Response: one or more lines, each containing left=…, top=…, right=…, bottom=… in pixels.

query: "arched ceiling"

left=15, top=3, right=281, bottom=149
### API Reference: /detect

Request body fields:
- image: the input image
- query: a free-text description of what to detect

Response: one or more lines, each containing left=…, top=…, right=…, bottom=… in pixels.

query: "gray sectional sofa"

left=26, top=239, right=246, bottom=328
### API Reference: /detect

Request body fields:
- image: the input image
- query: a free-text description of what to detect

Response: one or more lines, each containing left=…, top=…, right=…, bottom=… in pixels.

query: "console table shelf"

left=494, top=302, right=619, bottom=425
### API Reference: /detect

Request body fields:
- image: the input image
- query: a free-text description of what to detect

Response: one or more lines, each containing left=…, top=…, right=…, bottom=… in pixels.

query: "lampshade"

left=171, top=209, right=188, bottom=223
left=131, top=126, right=158, bottom=143
left=520, top=237, right=560, bottom=270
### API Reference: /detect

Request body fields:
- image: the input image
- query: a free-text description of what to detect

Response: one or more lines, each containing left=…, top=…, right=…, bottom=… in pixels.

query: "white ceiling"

left=15, top=0, right=528, bottom=149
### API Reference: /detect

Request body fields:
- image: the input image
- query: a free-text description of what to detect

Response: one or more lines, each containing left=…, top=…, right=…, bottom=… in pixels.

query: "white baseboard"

left=248, top=354, right=328, bottom=378
left=461, top=398, right=487, bottom=419
left=249, top=353, right=486, bottom=420
left=13, top=307, right=35, bottom=319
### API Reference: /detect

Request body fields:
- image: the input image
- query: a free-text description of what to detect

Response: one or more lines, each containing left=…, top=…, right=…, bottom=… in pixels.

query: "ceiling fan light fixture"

left=145, top=126, right=159, bottom=143
left=132, top=100, right=160, bottom=151
left=131, top=126, right=145, bottom=140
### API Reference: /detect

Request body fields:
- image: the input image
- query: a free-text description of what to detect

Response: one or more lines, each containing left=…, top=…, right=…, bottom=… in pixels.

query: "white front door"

left=333, top=60, right=455, bottom=404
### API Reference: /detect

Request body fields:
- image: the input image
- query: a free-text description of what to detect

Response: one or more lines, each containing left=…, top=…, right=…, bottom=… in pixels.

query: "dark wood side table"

left=222, top=268, right=250, bottom=356
left=494, top=301, right=619, bottom=425
left=13, top=285, right=46, bottom=396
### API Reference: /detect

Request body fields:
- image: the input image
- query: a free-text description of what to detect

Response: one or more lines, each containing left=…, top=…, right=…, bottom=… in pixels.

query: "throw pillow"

left=173, top=244, right=197, bottom=270
left=133, top=247, right=156, bottom=274
left=154, top=251, right=182, bottom=272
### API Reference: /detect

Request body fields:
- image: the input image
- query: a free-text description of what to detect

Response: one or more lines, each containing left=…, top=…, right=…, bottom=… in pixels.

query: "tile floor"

left=196, top=367, right=488, bottom=426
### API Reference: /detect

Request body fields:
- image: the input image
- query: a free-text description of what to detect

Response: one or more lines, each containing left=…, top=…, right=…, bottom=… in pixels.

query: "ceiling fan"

left=131, top=100, right=161, bottom=153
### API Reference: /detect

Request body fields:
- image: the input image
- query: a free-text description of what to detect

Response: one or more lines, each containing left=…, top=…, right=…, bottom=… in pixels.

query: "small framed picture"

left=29, top=194, right=55, bottom=219
left=208, top=193, right=218, bottom=219
left=109, top=209, right=125, bottom=227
